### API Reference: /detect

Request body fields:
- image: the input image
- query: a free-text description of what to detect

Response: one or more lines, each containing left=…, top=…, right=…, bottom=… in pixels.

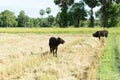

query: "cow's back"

left=49, top=37, right=57, bottom=48
left=104, top=30, right=108, bottom=37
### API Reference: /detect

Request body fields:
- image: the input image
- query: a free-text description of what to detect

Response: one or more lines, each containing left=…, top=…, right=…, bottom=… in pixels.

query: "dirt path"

left=0, top=33, right=105, bottom=80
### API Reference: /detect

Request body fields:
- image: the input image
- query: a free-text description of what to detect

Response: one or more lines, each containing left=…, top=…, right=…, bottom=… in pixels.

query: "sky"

left=0, top=0, right=99, bottom=18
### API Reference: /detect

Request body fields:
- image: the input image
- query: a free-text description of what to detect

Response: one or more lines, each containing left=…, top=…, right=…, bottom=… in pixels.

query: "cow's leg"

left=105, top=34, right=108, bottom=37
left=50, top=48, right=52, bottom=54
left=99, top=36, right=100, bottom=40
left=53, top=49, right=55, bottom=56
left=55, top=47, right=58, bottom=57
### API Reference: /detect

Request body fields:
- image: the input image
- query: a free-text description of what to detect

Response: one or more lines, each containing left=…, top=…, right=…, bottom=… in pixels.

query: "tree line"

left=0, top=7, right=54, bottom=27
left=0, top=0, right=120, bottom=28
left=54, top=0, right=120, bottom=28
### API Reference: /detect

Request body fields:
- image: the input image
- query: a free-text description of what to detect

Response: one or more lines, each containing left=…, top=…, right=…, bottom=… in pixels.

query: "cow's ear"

left=57, top=37, right=60, bottom=39
left=97, top=31, right=100, bottom=34
left=57, top=37, right=61, bottom=41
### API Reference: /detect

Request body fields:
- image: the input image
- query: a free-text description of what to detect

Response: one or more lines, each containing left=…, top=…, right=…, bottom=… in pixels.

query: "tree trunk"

left=89, top=8, right=94, bottom=27
left=60, top=5, right=68, bottom=28
left=75, top=17, right=80, bottom=27
left=102, top=6, right=108, bottom=28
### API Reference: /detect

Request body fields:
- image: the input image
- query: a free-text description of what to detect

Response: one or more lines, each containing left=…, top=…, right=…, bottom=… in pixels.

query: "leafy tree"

left=99, top=0, right=112, bottom=27
left=17, top=10, right=29, bottom=27
left=33, top=18, right=40, bottom=27
left=25, top=17, right=33, bottom=27
left=95, top=9, right=103, bottom=26
left=108, top=4, right=120, bottom=27
left=83, top=0, right=98, bottom=27
left=67, top=11, right=74, bottom=26
left=48, top=15, right=54, bottom=27
left=25, top=18, right=40, bottom=27
left=0, top=10, right=18, bottom=27
left=54, top=0, right=74, bottom=27
left=0, top=14, right=3, bottom=26
left=96, top=0, right=120, bottom=27
left=113, top=0, right=120, bottom=4
left=55, top=12, right=61, bottom=27
left=40, top=18, right=50, bottom=27
left=69, top=2, right=87, bottom=27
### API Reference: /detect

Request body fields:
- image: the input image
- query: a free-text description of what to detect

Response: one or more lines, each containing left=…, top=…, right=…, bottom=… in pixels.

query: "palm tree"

left=46, top=7, right=52, bottom=27
left=83, top=0, right=98, bottom=27
left=54, top=0, right=74, bottom=27
left=39, top=9, right=45, bottom=18
left=46, top=7, right=51, bottom=15
left=39, top=9, right=45, bottom=27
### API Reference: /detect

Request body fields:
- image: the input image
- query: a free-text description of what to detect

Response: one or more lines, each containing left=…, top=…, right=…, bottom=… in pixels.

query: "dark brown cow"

left=49, top=37, right=65, bottom=57
left=93, top=30, right=108, bottom=39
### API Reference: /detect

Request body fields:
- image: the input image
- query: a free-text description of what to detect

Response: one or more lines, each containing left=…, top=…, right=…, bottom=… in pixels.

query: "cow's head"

left=92, top=31, right=100, bottom=38
left=57, top=37, right=65, bottom=44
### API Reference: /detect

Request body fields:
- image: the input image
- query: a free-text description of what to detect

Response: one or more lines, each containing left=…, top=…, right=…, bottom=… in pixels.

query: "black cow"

left=49, top=37, right=65, bottom=57
left=93, top=30, right=108, bottom=39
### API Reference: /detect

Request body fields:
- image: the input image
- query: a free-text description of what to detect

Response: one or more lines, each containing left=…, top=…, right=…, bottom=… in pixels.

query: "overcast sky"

left=0, top=0, right=99, bottom=18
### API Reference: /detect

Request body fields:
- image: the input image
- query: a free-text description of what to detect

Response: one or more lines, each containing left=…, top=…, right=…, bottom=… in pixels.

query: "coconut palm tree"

left=39, top=9, right=45, bottom=27
left=46, top=7, right=51, bottom=15
left=46, top=7, right=52, bottom=27
left=39, top=9, right=45, bottom=18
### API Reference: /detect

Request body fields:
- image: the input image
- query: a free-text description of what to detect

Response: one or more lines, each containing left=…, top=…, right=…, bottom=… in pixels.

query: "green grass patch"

left=108, top=27, right=120, bottom=35
left=0, top=27, right=120, bottom=34
left=114, top=35, right=120, bottom=76
left=0, top=27, right=102, bottom=34
left=99, top=34, right=120, bottom=80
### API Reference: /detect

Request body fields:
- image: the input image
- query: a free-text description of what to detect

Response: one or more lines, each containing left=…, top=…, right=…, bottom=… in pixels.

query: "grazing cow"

left=49, top=37, right=65, bottom=57
left=93, top=30, right=108, bottom=39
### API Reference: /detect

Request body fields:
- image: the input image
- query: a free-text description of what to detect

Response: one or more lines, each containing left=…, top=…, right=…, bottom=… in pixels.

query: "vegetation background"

left=0, top=0, right=120, bottom=80
left=0, top=0, right=119, bottom=28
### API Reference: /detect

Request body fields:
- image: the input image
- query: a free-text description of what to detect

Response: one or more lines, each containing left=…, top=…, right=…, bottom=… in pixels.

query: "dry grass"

left=0, top=33, right=105, bottom=80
